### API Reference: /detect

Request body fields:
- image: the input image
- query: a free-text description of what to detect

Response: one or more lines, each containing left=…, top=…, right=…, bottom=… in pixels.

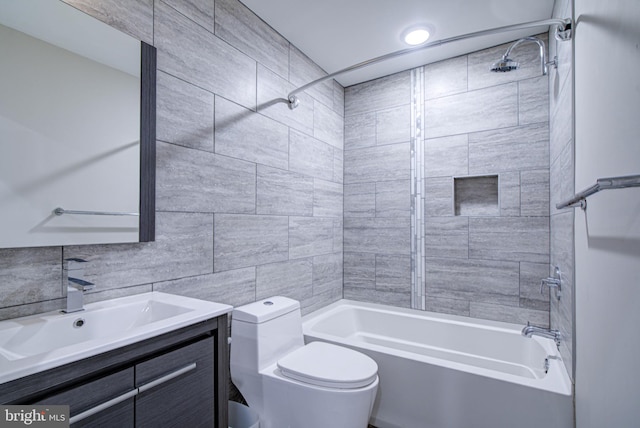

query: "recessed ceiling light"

left=403, top=27, right=430, bottom=46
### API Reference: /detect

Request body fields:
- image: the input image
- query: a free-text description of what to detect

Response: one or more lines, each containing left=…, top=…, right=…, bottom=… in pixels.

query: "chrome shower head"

left=490, top=57, right=519, bottom=72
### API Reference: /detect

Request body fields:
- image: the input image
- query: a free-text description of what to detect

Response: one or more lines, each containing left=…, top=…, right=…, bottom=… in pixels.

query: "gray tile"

left=550, top=140, right=575, bottom=215
left=332, top=219, right=343, bottom=253
left=469, top=217, right=550, bottom=263
left=0, top=247, right=62, bottom=308
left=313, top=253, right=343, bottom=295
left=313, top=179, right=343, bottom=218
left=343, top=287, right=411, bottom=308
left=376, top=180, right=411, bottom=218
left=375, top=255, right=411, bottom=292
left=550, top=69, right=573, bottom=163
left=467, top=34, right=549, bottom=91
left=301, top=288, right=342, bottom=316
left=519, top=75, right=549, bottom=125
left=214, top=214, right=288, bottom=271
left=521, top=169, right=550, bottom=216
left=551, top=212, right=574, bottom=288
left=425, top=257, right=520, bottom=306
left=470, top=302, right=549, bottom=328
left=343, top=252, right=375, bottom=289
left=62, top=0, right=153, bottom=43
left=156, top=141, right=256, bottom=214
left=424, top=55, right=468, bottom=100
left=425, top=217, right=469, bottom=259
left=214, top=0, right=289, bottom=79
left=289, top=130, right=335, bottom=181
left=345, top=112, right=376, bottom=151
left=215, top=96, right=289, bottom=170
left=65, top=211, right=214, bottom=290
left=345, top=71, right=411, bottom=116
left=520, top=262, right=550, bottom=310
left=157, top=71, right=214, bottom=151
left=425, top=135, right=469, bottom=177
left=154, top=267, right=256, bottom=308
left=376, top=104, right=411, bottom=145
left=500, top=172, right=521, bottom=216
left=333, top=149, right=344, bottom=184
left=256, top=165, right=314, bottom=216
left=344, top=143, right=410, bottom=184
left=78, top=284, right=152, bottom=306
left=0, top=299, right=64, bottom=322
left=454, top=176, right=499, bottom=216
left=425, top=177, right=453, bottom=217
left=468, top=123, right=549, bottom=174
left=424, top=296, right=470, bottom=317
left=256, top=259, right=313, bottom=301
left=162, top=0, right=214, bottom=32
left=289, top=217, right=335, bottom=259
left=257, top=65, right=314, bottom=135
left=155, top=1, right=256, bottom=109
left=344, top=217, right=410, bottom=255
left=344, top=183, right=376, bottom=218
left=424, top=83, right=518, bottom=139
left=333, top=81, right=345, bottom=117
left=314, top=101, right=344, bottom=149
left=290, top=46, right=334, bottom=109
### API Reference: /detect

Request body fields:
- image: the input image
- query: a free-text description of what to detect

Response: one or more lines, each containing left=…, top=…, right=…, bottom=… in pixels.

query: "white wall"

left=574, top=0, right=640, bottom=426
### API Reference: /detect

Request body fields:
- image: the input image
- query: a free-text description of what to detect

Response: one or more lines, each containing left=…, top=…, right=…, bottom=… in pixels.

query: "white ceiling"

left=239, top=0, right=557, bottom=87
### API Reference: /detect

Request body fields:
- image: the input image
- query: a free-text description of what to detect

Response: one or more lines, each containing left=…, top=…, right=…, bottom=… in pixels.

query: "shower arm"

left=286, top=18, right=572, bottom=109
left=501, top=36, right=548, bottom=75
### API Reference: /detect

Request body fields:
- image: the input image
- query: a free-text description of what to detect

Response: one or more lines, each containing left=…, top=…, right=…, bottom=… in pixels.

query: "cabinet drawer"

left=136, top=337, right=214, bottom=427
left=34, top=368, right=135, bottom=428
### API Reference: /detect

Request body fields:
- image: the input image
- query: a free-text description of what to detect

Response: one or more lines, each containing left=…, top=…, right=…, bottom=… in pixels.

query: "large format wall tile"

left=519, top=75, right=549, bottom=125
left=345, top=112, right=376, bottom=150
left=215, top=97, right=289, bottom=170
left=314, top=101, right=344, bottom=149
left=162, top=0, right=214, bottom=32
left=470, top=302, right=549, bottom=327
left=313, top=179, right=343, bottom=218
left=256, top=258, right=313, bottom=301
left=157, top=71, right=214, bottom=151
left=550, top=140, right=575, bottom=215
left=256, top=166, right=313, bottom=216
left=469, top=217, right=550, bottom=263
left=344, top=217, right=410, bottom=255
left=425, top=217, right=469, bottom=259
left=214, top=0, right=289, bottom=79
left=214, top=214, right=288, bottom=271
left=500, top=172, right=521, bottom=216
left=521, top=169, right=550, bottom=216
left=155, top=1, right=256, bottom=109
left=425, top=177, right=453, bottom=216
left=289, top=130, right=335, bottom=181
left=312, top=253, right=343, bottom=295
left=424, top=56, right=468, bottom=100
left=344, top=183, right=376, bottom=218
left=343, top=287, right=411, bottom=308
left=519, top=262, right=550, bottom=310
left=376, top=105, right=411, bottom=145
left=376, top=180, right=410, bottom=218
left=424, top=83, right=518, bottom=139
left=157, top=141, right=256, bottom=214
left=344, top=143, right=410, bottom=184
left=344, top=252, right=376, bottom=289
left=425, top=135, right=469, bottom=178
left=289, top=217, right=335, bottom=259
left=375, top=255, right=411, bottom=292
left=290, top=46, right=334, bottom=109
left=345, top=71, right=411, bottom=116
left=468, top=123, right=549, bottom=174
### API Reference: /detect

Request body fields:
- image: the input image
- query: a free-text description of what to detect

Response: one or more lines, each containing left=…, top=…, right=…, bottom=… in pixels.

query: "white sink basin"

left=0, top=292, right=232, bottom=384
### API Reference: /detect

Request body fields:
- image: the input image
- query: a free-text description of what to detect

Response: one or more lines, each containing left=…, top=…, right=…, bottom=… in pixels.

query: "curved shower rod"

left=286, top=17, right=572, bottom=109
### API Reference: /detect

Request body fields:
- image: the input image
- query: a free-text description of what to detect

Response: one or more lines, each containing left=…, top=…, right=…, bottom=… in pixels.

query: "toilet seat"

left=277, top=341, right=378, bottom=389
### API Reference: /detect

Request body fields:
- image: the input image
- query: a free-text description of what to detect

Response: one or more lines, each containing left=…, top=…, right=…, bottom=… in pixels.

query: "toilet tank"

left=231, top=296, right=305, bottom=372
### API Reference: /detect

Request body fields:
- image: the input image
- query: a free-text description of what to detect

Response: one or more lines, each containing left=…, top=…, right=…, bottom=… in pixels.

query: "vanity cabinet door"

left=33, top=368, right=135, bottom=428
left=135, top=337, right=215, bottom=428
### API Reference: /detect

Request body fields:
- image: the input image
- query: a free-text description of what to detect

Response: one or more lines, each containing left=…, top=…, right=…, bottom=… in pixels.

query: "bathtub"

left=302, top=300, right=573, bottom=428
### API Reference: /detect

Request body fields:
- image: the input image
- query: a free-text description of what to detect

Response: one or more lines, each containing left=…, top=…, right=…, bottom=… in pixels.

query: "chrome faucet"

left=540, top=266, right=563, bottom=300
left=62, top=258, right=95, bottom=313
left=521, top=322, right=562, bottom=348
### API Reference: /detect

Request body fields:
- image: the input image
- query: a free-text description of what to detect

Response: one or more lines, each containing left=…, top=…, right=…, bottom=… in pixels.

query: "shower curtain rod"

left=286, top=17, right=572, bottom=109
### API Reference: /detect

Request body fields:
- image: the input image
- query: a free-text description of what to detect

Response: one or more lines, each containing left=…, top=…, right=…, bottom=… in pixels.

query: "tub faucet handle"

left=540, top=266, right=562, bottom=300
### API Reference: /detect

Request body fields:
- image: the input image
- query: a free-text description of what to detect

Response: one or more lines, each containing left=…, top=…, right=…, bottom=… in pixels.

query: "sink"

left=0, top=292, right=232, bottom=383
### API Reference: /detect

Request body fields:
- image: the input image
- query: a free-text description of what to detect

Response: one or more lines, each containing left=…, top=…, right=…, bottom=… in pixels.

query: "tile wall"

left=345, top=35, right=553, bottom=326
left=549, top=0, right=575, bottom=380
left=0, top=0, right=344, bottom=320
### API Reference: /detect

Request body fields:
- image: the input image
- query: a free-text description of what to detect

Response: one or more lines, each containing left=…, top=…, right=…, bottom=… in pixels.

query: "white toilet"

left=230, top=296, right=379, bottom=428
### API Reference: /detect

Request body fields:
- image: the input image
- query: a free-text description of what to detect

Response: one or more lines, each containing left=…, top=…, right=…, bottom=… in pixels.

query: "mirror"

left=0, top=0, right=155, bottom=248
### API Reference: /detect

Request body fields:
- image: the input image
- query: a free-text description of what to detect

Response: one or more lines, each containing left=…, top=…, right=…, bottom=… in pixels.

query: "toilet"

left=230, top=296, right=379, bottom=428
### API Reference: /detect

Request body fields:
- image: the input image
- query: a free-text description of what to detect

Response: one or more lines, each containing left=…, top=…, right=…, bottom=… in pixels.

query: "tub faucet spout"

left=521, top=322, right=562, bottom=348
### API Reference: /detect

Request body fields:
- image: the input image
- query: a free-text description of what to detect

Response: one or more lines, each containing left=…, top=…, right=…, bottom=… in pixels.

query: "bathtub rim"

left=302, top=299, right=572, bottom=397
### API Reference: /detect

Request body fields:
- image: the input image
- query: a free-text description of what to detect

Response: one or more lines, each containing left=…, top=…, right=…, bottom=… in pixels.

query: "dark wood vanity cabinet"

left=1, top=315, right=229, bottom=428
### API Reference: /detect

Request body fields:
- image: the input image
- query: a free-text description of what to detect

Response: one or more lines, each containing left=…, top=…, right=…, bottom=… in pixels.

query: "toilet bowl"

left=230, top=296, right=378, bottom=428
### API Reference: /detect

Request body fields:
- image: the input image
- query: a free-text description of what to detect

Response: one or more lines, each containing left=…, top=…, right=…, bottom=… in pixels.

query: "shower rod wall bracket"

left=285, top=17, right=572, bottom=110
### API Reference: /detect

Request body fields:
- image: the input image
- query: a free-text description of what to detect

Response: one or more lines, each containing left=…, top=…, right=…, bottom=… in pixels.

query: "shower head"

left=490, top=57, right=519, bottom=72
left=489, top=36, right=552, bottom=75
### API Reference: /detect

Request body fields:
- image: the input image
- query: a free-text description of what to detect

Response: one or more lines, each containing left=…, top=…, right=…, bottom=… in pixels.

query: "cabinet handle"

left=69, top=389, right=137, bottom=425
left=68, top=363, right=196, bottom=424
left=138, top=363, right=197, bottom=393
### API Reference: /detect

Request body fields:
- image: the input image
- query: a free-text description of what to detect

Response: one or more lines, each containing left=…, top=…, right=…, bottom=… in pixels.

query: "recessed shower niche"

left=454, top=175, right=499, bottom=216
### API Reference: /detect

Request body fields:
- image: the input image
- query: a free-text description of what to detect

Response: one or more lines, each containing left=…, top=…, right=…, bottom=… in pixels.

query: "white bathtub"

left=302, top=300, right=573, bottom=428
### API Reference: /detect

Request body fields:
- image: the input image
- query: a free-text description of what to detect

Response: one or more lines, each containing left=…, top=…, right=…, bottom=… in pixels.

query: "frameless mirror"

left=0, top=0, right=155, bottom=248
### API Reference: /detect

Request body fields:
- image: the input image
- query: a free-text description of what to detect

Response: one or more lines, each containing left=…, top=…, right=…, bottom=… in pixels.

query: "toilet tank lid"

left=233, top=296, right=300, bottom=324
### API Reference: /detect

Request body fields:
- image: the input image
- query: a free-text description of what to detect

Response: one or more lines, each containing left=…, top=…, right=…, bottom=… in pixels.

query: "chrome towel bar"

left=556, top=174, right=640, bottom=210
left=54, top=207, right=139, bottom=217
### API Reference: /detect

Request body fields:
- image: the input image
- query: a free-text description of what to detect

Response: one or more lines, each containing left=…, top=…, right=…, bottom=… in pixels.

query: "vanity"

left=0, top=293, right=232, bottom=427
